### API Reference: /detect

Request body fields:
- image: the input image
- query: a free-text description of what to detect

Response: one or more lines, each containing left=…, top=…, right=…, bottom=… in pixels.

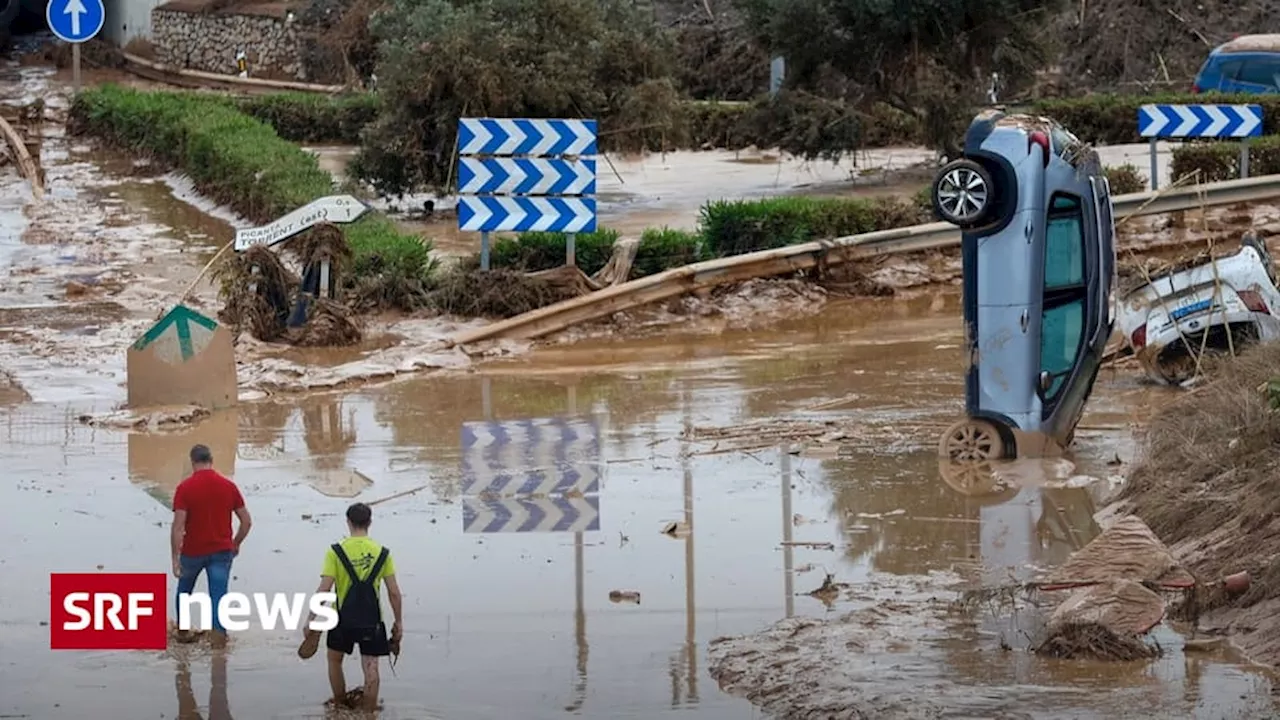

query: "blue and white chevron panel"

left=458, top=158, right=596, bottom=196
left=1138, top=104, right=1263, bottom=138
left=460, top=417, right=601, bottom=496
left=458, top=196, right=597, bottom=233
left=462, top=495, right=601, bottom=533
left=458, top=118, right=598, bottom=157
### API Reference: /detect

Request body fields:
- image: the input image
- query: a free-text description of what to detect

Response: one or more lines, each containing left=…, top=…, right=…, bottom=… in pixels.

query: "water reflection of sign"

left=128, top=409, right=238, bottom=507
left=460, top=418, right=601, bottom=496
left=463, top=495, right=600, bottom=533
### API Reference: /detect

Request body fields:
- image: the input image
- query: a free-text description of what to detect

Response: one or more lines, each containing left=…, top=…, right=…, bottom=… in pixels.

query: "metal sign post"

left=1138, top=103, right=1263, bottom=190
left=457, top=118, right=599, bottom=271
left=46, top=0, right=105, bottom=93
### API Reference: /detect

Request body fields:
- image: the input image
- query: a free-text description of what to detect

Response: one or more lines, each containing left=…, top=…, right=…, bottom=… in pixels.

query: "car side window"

left=1217, top=60, right=1243, bottom=84
left=1045, top=195, right=1085, bottom=291
left=1040, top=300, right=1085, bottom=398
left=1236, top=58, right=1279, bottom=88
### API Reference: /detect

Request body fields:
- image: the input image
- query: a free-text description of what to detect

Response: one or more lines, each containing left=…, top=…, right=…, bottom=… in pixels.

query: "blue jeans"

left=176, top=551, right=234, bottom=633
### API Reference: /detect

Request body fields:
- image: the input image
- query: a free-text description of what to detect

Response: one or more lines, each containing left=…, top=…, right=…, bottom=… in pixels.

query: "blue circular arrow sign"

left=47, top=0, right=106, bottom=44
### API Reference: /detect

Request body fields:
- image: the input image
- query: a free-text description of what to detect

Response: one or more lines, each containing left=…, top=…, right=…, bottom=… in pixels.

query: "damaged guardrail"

left=448, top=174, right=1280, bottom=347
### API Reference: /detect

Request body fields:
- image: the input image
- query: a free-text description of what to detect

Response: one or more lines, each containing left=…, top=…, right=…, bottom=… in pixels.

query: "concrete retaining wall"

left=151, top=3, right=305, bottom=80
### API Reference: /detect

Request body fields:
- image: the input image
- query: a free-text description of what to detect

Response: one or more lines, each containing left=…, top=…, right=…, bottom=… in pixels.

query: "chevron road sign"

left=460, top=417, right=601, bottom=496
left=463, top=495, right=601, bottom=533
left=458, top=118, right=598, bottom=156
left=458, top=196, right=597, bottom=233
left=457, top=117, right=599, bottom=266
left=1138, top=104, right=1263, bottom=138
left=458, top=158, right=597, bottom=196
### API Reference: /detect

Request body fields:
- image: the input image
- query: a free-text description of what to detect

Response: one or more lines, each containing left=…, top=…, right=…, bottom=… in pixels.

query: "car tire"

left=932, top=159, right=995, bottom=228
left=938, top=417, right=1007, bottom=461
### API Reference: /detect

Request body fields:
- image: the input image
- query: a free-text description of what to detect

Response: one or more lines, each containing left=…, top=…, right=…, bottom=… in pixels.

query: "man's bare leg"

left=327, top=649, right=347, bottom=706
left=360, top=654, right=380, bottom=711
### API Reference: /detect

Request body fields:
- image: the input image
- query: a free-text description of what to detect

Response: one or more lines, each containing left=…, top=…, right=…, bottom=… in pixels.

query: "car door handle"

left=1021, top=309, right=1029, bottom=333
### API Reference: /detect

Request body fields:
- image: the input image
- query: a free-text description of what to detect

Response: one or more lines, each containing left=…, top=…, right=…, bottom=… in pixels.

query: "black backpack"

left=331, top=543, right=389, bottom=631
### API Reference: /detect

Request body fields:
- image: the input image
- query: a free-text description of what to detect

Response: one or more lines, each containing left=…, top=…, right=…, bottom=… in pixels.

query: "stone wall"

left=151, top=4, right=305, bottom=80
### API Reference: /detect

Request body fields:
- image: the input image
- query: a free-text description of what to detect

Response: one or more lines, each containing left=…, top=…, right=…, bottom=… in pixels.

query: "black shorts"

left=326, top=622, right=389, bottom=657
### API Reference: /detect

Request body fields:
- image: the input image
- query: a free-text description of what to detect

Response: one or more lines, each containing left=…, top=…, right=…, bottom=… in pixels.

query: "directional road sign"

left=1138, top=104, right=1263, bottom=138
left=463, top=495, right=601, bottom=533
left=457, top=117, right=599, bottom=242
left=458, top=196, right=596, bottom=233
left=131, top=304, right=220, bottom=366
left=458, top=158, right=597, bottom=196
left=458, top=118, right=598, bottom=157
left=47, top=0, right=105, bottom=43
left=460, top=417, right=601, bottom=496
left=234, top=194, right=371, bottom=251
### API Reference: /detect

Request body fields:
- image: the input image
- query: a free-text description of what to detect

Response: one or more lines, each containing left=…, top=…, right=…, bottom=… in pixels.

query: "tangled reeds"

left=212, top=245, right=297, bottom=341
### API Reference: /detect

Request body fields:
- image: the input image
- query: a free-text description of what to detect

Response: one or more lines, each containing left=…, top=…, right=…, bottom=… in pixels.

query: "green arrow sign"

left=132, top=304, right=219, bottom=363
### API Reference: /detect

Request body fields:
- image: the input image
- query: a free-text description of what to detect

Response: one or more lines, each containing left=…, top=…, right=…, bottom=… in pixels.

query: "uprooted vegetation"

left=1122, top=344, right=1280, bottom=664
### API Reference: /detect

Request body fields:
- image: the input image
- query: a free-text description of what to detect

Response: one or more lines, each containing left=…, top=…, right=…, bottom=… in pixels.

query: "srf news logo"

left=50, top=573, right=337, bottom=650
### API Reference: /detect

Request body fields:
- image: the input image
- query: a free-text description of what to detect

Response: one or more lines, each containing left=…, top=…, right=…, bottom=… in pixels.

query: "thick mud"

left=4, top=292, right=1273, bottom=719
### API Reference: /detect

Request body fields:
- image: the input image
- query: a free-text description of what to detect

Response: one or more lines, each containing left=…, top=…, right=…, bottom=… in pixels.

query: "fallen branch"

left=0, top=115, right=42, bottom=199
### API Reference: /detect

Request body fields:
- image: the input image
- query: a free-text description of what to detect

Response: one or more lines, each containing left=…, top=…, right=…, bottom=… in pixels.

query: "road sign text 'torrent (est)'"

left=50, top=573, right=338, bottom=650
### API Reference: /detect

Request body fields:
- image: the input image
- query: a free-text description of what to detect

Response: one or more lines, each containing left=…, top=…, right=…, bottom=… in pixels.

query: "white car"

left=1118, top=232, right=1280, bottom=385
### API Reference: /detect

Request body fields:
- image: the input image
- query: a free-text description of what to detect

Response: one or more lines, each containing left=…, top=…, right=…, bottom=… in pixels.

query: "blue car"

left=931, top=110, right=1118, bottom=463
left=1193, top=35, right=1280, bottom=93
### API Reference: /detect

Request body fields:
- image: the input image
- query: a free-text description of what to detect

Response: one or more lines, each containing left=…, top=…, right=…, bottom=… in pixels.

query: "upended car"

left=932, top=110, right=1118, bottom=463
left=1118, top=231, right=1280, bottom=386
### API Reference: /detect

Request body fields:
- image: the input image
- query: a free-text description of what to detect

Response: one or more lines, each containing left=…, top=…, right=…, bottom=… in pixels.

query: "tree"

left=739, top=0, right=1062, bottom=150
left=350, top=0, right=679, bottom=196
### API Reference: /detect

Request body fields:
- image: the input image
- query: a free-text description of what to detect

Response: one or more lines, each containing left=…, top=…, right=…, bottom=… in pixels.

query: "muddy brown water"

left=0, top=60, right=1275, bottom=719
left=2, top=295, right=1275, bottom=719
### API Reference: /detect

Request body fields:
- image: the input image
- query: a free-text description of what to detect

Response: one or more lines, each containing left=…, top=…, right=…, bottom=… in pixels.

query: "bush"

left=699, top=196, right=928, bottom=258
left=235, top=92, right=380, bottom=144
left=1104, top=164, right=1147, bottom=195
left=69, top=85, right=434, bottom=310
left=490, top=229, right=621, bottom=276
left=634, top=228, right=703, bottom=278
left=1170, top=136, right=1280, bottom=184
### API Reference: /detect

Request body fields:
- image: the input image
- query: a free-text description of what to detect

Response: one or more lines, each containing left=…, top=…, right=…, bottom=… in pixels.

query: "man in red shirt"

left=171, top=444, right=253, bottom=640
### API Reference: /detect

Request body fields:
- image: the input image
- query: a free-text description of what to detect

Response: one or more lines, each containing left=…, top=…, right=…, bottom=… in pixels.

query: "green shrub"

left=634, top=228, right=703, bottom=278
left=1104, top=164, right=1148, bottom=194
left=489, top=229, right=620, bottom=275
left=69, top=85, right=433, bottom=310
left=1169, top=136, right=1280, bottom=183
left=235, top=92, right=380, bottom=144
left=699, top=196, right=928, bottom=258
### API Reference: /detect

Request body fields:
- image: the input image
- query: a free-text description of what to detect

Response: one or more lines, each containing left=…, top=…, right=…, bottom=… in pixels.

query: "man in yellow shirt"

left=301, top=502, right=403, bottom=712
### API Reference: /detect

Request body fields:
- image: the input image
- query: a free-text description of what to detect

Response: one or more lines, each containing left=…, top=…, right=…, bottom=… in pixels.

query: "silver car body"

left=950, top=111, right=1117, bottom=457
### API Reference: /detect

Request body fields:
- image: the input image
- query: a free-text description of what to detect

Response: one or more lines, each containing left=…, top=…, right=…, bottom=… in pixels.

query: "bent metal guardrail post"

left=447, top=174, right=1280, bottom=347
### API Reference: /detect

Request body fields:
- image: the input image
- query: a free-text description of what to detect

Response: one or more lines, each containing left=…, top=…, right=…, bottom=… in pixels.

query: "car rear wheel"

left=932, top=159, right=994, bottom=227
left=938, top=418, right=1006, bottom=461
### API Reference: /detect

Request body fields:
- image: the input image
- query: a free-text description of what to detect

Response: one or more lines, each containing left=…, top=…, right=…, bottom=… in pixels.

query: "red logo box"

left=50, top=573, right=168, bottom=650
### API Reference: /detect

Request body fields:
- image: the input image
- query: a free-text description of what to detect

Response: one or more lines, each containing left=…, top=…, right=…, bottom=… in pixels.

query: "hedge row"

left=68, top=85, right=432, bottom=310
left=484, top=195, right=932, bottom=281
left=229, top=88, right=1280, bottom=162
left=1170, top=135, right=1280, bottom=183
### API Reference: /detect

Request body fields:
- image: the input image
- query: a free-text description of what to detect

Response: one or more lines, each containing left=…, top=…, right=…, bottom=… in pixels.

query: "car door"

left=1038, top=193, right=1091, bottom=424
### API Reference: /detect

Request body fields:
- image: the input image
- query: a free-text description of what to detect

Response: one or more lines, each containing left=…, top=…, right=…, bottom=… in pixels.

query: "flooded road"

left=3, top=292, right=1274, bottom=719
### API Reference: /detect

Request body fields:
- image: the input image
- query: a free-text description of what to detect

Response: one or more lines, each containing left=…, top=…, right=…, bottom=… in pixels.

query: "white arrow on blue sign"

left=1138, top=104, right=1263, bottom=138
left=458, top=196, right=596, bottom=233
left=462, top=495, right=601, bottom=533
left=458, top=118, right=597, bottom=157
left=47, top=0, right=105, bottom=43
left=458, top=158, right=596, bottom=196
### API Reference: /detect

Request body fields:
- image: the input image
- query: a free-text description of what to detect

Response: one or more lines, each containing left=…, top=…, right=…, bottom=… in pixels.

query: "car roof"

left=1215, top=35, right=1280, bottom=54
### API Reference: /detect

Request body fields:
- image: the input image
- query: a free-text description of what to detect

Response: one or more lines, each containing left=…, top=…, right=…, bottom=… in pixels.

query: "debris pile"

left=212, top=223, right=363, bottom=347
